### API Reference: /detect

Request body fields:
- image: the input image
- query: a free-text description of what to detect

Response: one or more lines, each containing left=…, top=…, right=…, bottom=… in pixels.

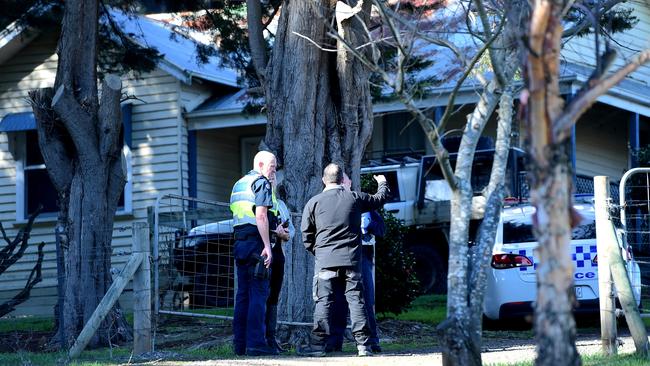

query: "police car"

left=483, top=197, right=642, bottom=320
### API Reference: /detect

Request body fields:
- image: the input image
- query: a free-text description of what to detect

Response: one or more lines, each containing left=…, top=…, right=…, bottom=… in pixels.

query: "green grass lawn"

left=1, top=295, right=649, bottom=365
left=0, top=316, right=54, bottom=333
left=380, top=294, right=447, bottom=325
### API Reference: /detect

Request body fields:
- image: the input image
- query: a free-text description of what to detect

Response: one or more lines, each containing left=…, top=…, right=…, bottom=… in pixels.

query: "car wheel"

left=409, top=245, right=447, bottom=294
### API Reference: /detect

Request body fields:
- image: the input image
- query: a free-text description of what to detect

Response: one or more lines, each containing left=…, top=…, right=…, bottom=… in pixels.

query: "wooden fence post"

left=133, top=222, right=152, bottom=355
left=595, top=176, right=649, bottom=357
left=594, top=176, right=617, bottom=355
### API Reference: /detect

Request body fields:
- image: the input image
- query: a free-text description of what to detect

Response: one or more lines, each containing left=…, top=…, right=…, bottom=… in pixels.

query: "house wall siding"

left=196, top=125, right=264, bottom=203
left=0, top=31, right=185, bottom=316
left=562, top=0, right=650, bottom=86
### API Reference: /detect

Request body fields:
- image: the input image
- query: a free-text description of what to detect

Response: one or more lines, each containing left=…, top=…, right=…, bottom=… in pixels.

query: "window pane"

left=383, top=112, right=425, bottom=156
left=503, top=217, right=536, bottom=244
left=26, top=130, right=44, bottom=166
left=25, top=169, right=58, bottom=215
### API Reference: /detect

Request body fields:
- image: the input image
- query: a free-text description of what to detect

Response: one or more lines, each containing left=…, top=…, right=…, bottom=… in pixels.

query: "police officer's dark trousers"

left=233, top=234, right=270, bottom=354
left=265, top=242, right=285, bottom=349
left=362, top=245, right=379, bottom=346
left=312, top=266, right=370, bottom=347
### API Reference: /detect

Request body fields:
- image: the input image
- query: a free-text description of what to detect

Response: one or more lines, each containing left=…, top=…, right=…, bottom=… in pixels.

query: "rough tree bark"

left=28, top=0, right=129, bottom=348
left=247, top=0, right=374, bottom=325
left=521, top=0, right=650, bottom=364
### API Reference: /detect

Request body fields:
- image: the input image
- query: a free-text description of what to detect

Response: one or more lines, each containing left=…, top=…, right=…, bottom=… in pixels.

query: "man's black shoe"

left=297, top=345, right=326, bottom=357
left=324, top=344, right=343, bottom=353
left=370, top=344, right=382, bottom=353
left=246, top=346, right=279, bottom=356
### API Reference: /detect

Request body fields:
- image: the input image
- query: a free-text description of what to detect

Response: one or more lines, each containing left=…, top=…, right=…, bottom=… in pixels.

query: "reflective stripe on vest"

left=230, top=172, right=279, bottom=227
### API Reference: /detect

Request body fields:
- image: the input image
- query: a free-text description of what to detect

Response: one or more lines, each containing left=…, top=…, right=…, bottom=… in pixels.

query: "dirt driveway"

left=138, top=334, right=637, bottom=366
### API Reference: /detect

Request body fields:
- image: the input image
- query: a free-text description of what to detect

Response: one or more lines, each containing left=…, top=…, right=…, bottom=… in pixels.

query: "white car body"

left=484, top=199, right=642, bottom=320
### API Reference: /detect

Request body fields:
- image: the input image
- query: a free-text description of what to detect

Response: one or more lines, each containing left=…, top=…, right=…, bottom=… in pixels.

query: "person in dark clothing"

left=327, top=175, right=385, bottom=353
left=265, top=174, right=292, bottom=352
left=300, top=163, right=389, bottom=357
left=359, top=210, right=384, bottom=351
left=230, top=150, right=278, bottom=356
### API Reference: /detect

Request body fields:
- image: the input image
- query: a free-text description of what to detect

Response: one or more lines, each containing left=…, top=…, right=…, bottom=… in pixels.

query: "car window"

left=502, top=205, right=596, bottom=244
left=503, top=214, right=535, bottom=244
left=571, top=206, right=596, bottom=240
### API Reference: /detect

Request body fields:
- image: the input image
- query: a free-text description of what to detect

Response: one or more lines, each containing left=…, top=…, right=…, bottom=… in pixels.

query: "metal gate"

left=153, top=194, right=236, bottom=322
left=618, top=168, right=650, bottom=312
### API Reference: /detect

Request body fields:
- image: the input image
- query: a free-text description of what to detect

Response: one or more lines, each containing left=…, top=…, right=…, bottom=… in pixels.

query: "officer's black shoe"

left=324, top=344, right=343, bottom=353
left=296, top=345, right=326, bottom=357
left=246, top=346, right=279, bottom=356
left=370, top=344, right=382, bottom=353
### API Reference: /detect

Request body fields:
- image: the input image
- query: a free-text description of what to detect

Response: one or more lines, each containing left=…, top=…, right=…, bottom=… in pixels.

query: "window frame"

left=14, top=119, right=133, bottom=222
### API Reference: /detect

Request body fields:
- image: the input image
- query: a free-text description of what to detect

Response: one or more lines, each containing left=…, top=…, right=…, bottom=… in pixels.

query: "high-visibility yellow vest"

left=230, top=171, right=278, bottom=227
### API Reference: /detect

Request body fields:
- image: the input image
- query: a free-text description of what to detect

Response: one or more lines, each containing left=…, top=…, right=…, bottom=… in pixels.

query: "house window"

left=14, top=106, right=133, bottom=220
left=383, top=112, right=426, bottom=157
left=24, top=130, right=58, bottom=216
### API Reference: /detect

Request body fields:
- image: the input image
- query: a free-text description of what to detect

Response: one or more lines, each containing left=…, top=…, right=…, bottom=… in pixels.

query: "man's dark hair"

left=323, top=163, right=343, bottom=184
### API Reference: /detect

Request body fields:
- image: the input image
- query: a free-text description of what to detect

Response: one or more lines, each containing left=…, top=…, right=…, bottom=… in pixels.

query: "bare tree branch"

left=438, top=14, right=506, bottom=132
left=0, top=241, right=45, bottom=317
left=562, top=0, right=627, bottom=37
left=246, top=0, right=268, bottom=81
left=554, top=48, right=650, bottom=141
left=473, top=0, right=507, bottom=87
left=0, top=207, right=42, bottom=275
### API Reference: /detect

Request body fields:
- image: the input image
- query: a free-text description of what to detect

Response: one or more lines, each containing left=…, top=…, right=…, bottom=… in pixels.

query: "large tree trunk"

left=531, top=145, right=580, bottom=365
left=441, top=83, right=500, bottom=366
left=263, top=0, right=373, bottom=324
left=28, top=0, right=129, bottom=348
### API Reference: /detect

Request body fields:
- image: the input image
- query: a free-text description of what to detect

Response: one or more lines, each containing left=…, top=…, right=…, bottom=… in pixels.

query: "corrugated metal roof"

left=107, top=9, right=240, bottom=86
left=0, top=112, right=35, bottom=132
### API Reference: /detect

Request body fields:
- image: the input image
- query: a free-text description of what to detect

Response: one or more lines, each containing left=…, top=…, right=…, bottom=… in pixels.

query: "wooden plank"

left=68, top=252, right=144, bottom=359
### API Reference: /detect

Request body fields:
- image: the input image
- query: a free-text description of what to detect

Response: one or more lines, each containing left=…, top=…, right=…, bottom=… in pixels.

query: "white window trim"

left=14, top=131, right=133, bottom=222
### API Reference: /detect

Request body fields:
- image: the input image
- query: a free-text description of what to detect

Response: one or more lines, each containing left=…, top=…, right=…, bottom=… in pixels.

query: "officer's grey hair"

left=253, top=150, right=276, bottom=172
left=323, top=163, right=343, bottom=184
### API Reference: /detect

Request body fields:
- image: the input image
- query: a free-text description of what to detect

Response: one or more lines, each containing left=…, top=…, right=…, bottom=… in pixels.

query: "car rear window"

left=503, top=206, right=596, bottom=244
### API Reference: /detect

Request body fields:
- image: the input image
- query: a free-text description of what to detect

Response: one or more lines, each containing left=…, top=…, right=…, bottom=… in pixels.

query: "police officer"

left=230, top=150, right=278, bottom=356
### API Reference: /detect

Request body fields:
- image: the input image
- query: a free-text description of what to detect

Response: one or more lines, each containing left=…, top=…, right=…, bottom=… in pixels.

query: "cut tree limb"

left=98, top=75, right=123, bottom=160
left=51, top=85, right=99, bottom=164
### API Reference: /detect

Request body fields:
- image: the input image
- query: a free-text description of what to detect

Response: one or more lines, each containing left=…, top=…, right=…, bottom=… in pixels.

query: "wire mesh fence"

left=0, top=224, right=145, bottom=359
left=153, top=194, right=236, bottom=325
left=615, top=168, right=650, bottom=315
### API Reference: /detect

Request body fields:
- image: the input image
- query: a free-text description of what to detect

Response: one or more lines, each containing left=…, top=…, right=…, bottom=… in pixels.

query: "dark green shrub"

left=361, top=175, right=420, bottom=315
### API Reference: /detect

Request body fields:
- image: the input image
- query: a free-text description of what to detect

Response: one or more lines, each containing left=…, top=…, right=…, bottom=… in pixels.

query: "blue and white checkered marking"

left=572, top=245, right=597, bottom=268
left=510, top=244, right=597, bottom=271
